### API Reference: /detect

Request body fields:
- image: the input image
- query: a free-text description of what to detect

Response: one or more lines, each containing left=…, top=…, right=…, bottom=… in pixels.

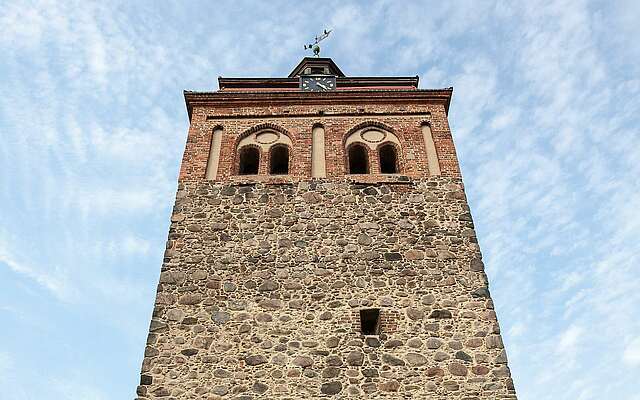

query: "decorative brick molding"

left=178, top=102, right=460, bottom=182
left=345, top=120, right=396, bottom=137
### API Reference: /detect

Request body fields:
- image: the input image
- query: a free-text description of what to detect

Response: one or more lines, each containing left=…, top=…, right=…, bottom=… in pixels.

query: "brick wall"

left=178, top=97, right=461, bottom=183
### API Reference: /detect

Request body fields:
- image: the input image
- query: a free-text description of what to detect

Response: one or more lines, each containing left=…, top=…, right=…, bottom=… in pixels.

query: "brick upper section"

left=180, top=57, right=459, bottom=184
left=179, top=88, right=460, bottom=183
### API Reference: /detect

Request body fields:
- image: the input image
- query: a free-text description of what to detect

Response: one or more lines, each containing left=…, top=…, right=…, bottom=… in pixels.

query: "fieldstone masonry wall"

left=137, top=177, right=517, bottom=399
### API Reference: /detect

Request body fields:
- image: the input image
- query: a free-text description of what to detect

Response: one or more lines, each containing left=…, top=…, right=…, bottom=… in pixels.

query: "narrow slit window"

left=269, top=145, right=289, bottom=175
left=379, top=144, right=398, bottom=174
left=238, top=147, right=259, bottom=175
left=348, top=144, right=369, bottom=174
left=360, top=309, right=380, bottom=335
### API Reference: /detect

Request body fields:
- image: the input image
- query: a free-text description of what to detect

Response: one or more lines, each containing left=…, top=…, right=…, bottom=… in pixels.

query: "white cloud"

left=122, top=236, right=151, bottom=255
left=623, top=337, right=640, bottom=367
left=489, top=108, right=520, bottom=130
left=92, top=235, right=151, bottom=257
left=0, top=3, right=46, bottom=47
left=70, top=187, right=159, bottom=216
left=558, top=271, right=585, bottom=293
left=556, top=324, right=583, bottom=355
left=0, top=352, right=12, bottom=377
left=0, top=239, right=74, bottom=302
left=89, top=126, right=166, bottom=163
left=449, top=57, right=498, bottom=140
left=508, top=322, right=526, bottom=337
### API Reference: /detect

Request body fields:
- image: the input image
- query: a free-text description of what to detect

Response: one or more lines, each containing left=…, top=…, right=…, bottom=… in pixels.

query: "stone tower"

left=136, top=57, right=517, bottom=399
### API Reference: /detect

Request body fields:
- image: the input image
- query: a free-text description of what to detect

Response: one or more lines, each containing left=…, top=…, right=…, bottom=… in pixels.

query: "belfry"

left=136, top=54, right=517, bottom=399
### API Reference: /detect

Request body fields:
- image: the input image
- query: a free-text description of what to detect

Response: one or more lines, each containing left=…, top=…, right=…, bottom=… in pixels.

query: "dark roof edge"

left=187, top=87, right=450, bottom=95
left=288, top=57, right=345, bottom=77
left=218, top=76, right=420, bottom=90
left=217, top=76, right=419, bottom=81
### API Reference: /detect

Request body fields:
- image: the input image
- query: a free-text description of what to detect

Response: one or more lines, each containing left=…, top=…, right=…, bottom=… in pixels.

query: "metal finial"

left=304, top=29, right=332, bottom=57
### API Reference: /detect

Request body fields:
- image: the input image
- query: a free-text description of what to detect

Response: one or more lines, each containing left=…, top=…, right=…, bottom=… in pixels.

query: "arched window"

left=348, top=144, right=369, bottom=174
left=238, top=146, right=259, bottom=175
left=344, top=122, right=401, bottom=176
left=269, top=145, right=289, bottom=175
left=379, top=144, right=398, bottom=174
left=235, top=125, right=293, bottom=177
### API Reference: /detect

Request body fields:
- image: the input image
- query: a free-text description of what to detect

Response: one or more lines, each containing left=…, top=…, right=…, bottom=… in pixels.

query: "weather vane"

left=304, top=29, right=332, bottom=57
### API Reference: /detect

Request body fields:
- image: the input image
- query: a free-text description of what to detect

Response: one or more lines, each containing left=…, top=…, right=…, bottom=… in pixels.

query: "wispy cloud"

left=556, top=324, right=583, bottom=357
left=623, top=337, right=640, bottom=367
left=0, top=239, right=73, bottom=301
left=0, top=351, right=11, bottom=378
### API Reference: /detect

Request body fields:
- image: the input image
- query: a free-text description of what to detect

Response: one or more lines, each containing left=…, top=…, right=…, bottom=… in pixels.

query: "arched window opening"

left=379, top=144, right=398, bottom=174
left=270, top=145, right=289, bottom=175
left=348, top=144, right=369, bottom=174
left=238, top=147, right=259, bottom=175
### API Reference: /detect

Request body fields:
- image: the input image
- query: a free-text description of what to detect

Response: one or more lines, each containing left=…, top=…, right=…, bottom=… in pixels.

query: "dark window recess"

left=379, top=144, right=398, bottom=173
left=238, top=147, right=259, bottom=175
left=360, top=309, right=380, bottom=335
left=311, top=67, right=325, bottom=74
left=348, top=144, right=369, bottom=174
left=270, top=145, right=289, bottom=175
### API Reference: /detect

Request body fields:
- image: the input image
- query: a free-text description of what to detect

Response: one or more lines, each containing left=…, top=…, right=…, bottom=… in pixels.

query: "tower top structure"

left=304, top=29, right=332, bottom=57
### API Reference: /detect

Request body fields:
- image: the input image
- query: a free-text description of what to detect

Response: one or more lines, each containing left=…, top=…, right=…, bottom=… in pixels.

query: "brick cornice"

left=184, top=88, right=453, bottom=120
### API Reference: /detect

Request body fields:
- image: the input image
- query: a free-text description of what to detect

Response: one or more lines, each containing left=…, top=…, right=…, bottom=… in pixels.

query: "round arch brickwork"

left=234, top=123, right=294, bottom=176
left=343, top=121, right=403, bottom=175
left=235, top=123, right=293, bottom=148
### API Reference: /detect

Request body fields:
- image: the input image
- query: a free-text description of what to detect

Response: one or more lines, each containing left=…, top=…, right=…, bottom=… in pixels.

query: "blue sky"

left=1, top=1, right=639, bottom=399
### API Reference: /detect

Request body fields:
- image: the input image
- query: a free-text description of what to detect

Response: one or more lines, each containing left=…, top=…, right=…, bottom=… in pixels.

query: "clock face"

left=301, top=76, right=336, bottom=91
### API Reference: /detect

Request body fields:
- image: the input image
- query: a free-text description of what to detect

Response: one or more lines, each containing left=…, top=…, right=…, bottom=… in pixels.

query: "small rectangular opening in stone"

left=360, top=308, right=380, bottom=335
